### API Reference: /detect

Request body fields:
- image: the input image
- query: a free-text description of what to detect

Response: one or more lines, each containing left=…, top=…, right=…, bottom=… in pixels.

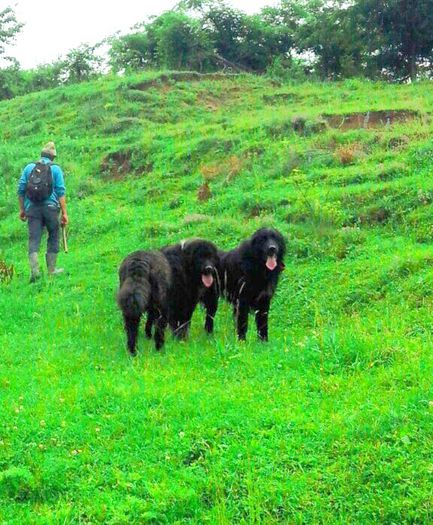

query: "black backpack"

left=25, top=162, right=53, bottom=203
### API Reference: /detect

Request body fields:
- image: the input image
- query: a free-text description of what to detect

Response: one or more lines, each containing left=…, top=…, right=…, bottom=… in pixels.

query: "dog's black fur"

left=157, top=239, right=220, bottom=339
left=220, top=228, right=285, bottom=341
left=117, top=250, right=171, bottom=354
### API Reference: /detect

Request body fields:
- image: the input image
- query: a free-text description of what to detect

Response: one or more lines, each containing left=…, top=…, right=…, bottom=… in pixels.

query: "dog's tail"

left=117, top=276, right=150, bottom=319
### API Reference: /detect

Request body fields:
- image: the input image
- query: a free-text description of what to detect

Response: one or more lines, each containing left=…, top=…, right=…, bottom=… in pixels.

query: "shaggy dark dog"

left=117, top=250, right=171, bottom=354
left=220, top=228, right=285, bottom=341
left=158, top=239, right=220, bottom=339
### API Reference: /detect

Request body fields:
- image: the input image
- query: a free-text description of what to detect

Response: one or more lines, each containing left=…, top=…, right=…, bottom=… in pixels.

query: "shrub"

left=0, top=259, right=14, bottom=283
left=335, top=144, right=362, bottom=165
left=0, top=467, right=35, bottom=501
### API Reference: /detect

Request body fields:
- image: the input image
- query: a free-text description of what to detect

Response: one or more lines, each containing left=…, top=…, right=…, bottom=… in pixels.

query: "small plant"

left=335, top=144, right=362, bottom=165
left=0, top=259, right=14, bottom=283
left=197, top=182, right=212, bottom=201
left=200, top=163, right=220, bottom=181
left=225, top=155, right=243, bottom=182
left=417, top=189, right=433, bottom=205
left=200, top=155, right=244, bottom=183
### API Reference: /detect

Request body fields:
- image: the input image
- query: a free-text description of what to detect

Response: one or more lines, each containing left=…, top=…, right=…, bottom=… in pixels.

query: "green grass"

left=1, top=72, right=433, bottom=523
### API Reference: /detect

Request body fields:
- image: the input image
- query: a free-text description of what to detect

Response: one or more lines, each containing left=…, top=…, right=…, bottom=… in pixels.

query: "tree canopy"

left=0, top=7, right=23, bottom=60
left=3, top=0, right=433, bottom=101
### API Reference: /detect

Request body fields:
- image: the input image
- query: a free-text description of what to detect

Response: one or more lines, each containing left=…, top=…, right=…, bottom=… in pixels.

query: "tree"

left=236, top=14, right=293, bottom=71
left=0, top=7, right=23, bottom=100
left=0, top=61, right=23, bottom=99
left=154, top=11, right=213, bottom=70
left=0, top=6, right=23, bottom=61
left=289, top=0, right=433, bottom=81
left=203, top=5, right=245, bottom=65
left=275, top=0, right=369, bottom=80
left=23, top=62, right=64, bottom=92
left=61, top=44, right=103, bottom=83
left=353, top=0, right=433, bottom=81
left=109, top=12, right=213, bottom=72
left=202, top=5, right=293, bottom=71
left=109, top=32, right=157, bottom=72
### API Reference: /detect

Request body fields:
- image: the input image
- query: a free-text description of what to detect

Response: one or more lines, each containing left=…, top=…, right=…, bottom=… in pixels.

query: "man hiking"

left=18, top=142, right=69, bottom=283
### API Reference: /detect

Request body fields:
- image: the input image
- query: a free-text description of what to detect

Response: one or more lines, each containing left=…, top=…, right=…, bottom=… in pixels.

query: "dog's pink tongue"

left=202, top=274, right=214, bottom=288
left=266, top=256, right=278, bottom=271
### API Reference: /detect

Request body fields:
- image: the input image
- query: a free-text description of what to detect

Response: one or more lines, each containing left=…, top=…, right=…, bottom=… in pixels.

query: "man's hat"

left=41, top=141, right=57, bottom=158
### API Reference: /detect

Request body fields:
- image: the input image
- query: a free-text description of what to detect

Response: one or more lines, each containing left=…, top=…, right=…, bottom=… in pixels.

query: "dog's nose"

left=203, top=265, right=214, bottom=275
left=267, top=245, right=277, bottom=256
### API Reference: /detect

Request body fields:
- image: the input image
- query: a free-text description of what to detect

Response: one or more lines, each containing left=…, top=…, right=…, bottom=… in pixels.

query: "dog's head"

left=181, top=239, right=219, bottom=288
left=250, top=228, right=286, bottom=272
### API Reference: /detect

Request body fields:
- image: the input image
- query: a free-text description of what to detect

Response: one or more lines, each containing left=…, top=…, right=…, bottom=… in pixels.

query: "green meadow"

left=1, top=72, right=433, bottom=523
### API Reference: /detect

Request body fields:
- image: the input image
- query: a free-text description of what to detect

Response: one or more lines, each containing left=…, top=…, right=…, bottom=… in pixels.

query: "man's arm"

left=17, top=166, right=29, bottom=221
left=59, top=196, right=68, bottom=225
left=53, top=166, right=68, bottom=225
left=18, top=196, right=26, bottom=221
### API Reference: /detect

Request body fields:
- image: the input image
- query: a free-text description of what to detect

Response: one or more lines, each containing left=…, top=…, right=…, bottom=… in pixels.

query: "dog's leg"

left=202, top=289, right=218, bottom=334
left=173, top=318, right=191, bottom=340
left=124, top=315, right=140, bottom=355
left=154, top=308, right=168, bottom=351
left=173, top=302, right=195, bottom=340
left=236, top=300, right=249, bottom=340
left=255, top=297, right=271, bottom=341
left=145, top=309, right=155, bottom=339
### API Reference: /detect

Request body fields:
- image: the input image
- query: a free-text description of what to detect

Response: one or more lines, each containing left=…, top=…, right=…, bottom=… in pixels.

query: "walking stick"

left=62, top=224, right=68, bottom=253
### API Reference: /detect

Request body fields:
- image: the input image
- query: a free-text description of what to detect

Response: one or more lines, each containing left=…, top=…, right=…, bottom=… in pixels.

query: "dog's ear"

left=250, top=230, right=265, bottom=250
left=181, top=240, right=199, bottom=265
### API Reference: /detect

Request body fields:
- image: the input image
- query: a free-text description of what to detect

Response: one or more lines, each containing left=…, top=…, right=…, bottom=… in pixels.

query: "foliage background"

left=3, top=1, right=433, bottom=102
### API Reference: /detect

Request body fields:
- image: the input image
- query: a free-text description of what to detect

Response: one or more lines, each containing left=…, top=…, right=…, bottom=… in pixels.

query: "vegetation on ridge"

left=4, top=1, right=433, bottom=101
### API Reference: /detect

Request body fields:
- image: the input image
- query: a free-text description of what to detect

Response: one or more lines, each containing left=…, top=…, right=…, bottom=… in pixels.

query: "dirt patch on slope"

left=360, top=207, right=391, bottom=225
left=100, top=151, right=153, bottom=180
left=324, top=110, right=420, bottom=130
left=196, top=86, right=243, bottom=111
left=100, top=151, right=132, bottom=180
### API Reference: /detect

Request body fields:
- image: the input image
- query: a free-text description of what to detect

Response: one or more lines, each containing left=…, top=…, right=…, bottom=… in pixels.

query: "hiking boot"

left=46, top=253, right=64, bottom=276
left=29, top=252, right=41, bottom=283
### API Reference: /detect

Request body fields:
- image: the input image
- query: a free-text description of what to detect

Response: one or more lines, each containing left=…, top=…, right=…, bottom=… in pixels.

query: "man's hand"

left=58, top=196, right=68, bottom=226
left=19, top=210, right=27, bottom=222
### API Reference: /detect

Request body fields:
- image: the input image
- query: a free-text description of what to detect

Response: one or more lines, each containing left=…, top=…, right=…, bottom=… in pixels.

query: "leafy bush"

left=0, top=467, right=35, bottom=501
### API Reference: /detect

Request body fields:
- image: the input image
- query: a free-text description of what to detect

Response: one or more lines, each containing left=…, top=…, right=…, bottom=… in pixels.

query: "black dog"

left=157, top=239, right=220, bottom=339
left=220, top=228, right=285, bottom=341
left=117, top=250, right=171, bottom=354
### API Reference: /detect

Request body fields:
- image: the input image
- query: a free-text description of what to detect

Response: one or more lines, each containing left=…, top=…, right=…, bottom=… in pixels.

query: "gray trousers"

left=27, top=205, right=60, bottom=254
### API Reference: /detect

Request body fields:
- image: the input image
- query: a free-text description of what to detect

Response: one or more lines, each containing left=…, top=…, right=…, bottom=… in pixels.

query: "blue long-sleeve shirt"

left=18, top=156, right=66, bottom=211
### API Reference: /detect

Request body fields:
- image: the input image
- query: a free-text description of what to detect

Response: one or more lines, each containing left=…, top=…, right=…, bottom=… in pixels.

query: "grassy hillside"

left=1, top=72, right=433, bottom=523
